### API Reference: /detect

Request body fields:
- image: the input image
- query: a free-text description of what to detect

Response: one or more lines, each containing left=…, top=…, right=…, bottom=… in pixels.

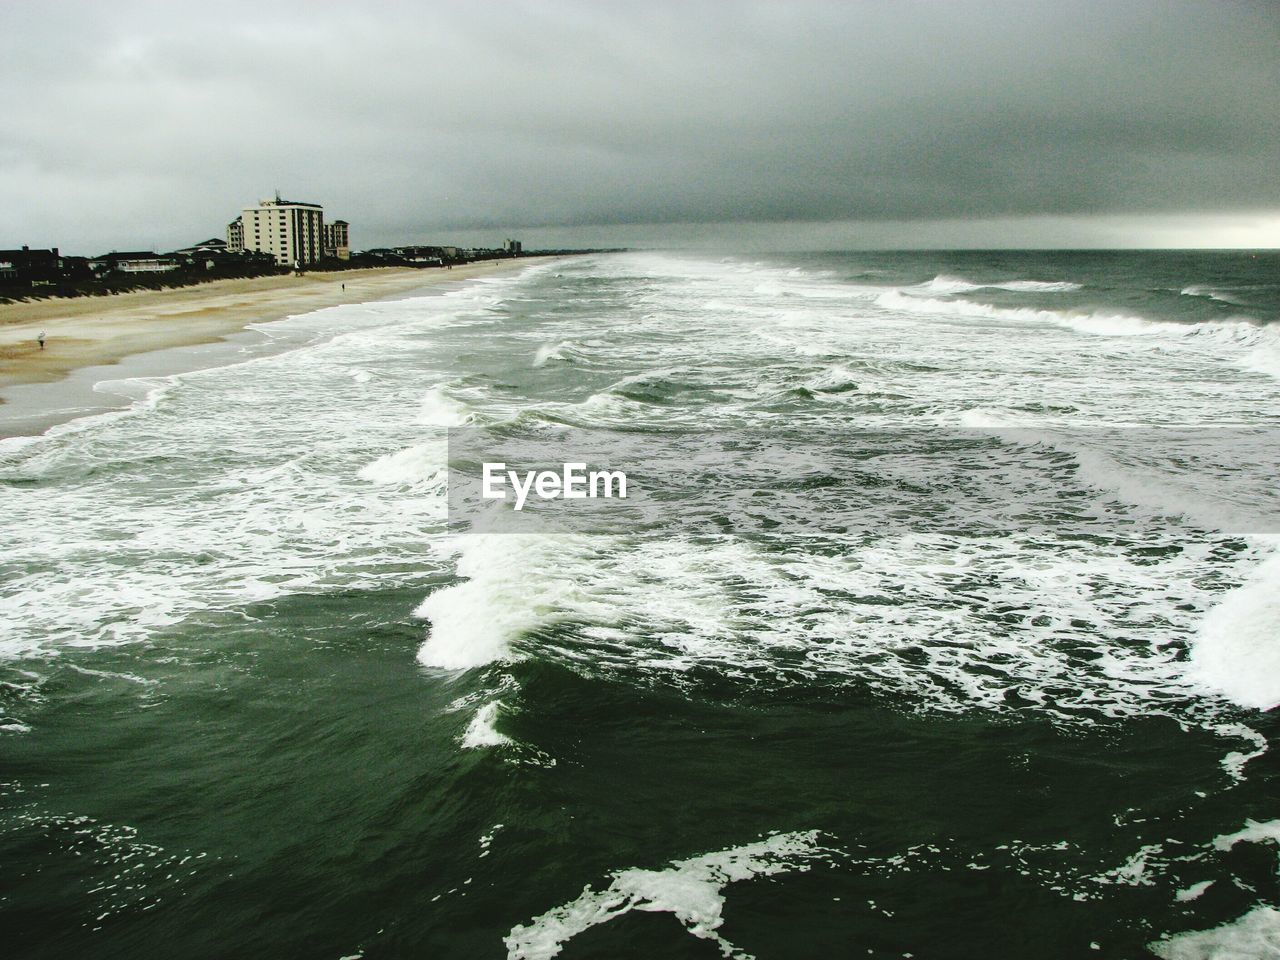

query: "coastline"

left=0, top=260, right=538, bottom=438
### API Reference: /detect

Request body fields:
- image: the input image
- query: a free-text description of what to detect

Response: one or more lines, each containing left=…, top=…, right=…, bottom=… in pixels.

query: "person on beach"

left=342, top=283, right=345, bottom=291
left=37, top=331, right=46, bottom=350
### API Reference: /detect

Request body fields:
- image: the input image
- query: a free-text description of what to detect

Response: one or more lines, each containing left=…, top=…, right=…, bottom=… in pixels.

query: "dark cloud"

left=1, top=0, right=1276, bottom=251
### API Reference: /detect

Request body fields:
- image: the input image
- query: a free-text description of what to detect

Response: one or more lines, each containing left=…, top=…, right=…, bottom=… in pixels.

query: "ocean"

left=2, top=249, right=1278, bottom=958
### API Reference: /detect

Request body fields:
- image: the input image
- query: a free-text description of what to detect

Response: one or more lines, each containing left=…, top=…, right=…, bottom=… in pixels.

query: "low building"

left=89, top=251, right=180, bottom=274
left=167, top=238, right=276, bottom=272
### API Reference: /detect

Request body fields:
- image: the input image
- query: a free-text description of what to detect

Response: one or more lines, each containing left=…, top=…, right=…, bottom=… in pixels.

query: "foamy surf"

left=5, top=249, right=1280, bottom=959
left=504, top=831, right=833, bottom=960
left=418, top=383, right=476, bottom=427
left=414, top=531, right=593, bottom=670
left=1149, top=907, right=1280, bottom=960
left=1188, top=551, right=1280, bottom=711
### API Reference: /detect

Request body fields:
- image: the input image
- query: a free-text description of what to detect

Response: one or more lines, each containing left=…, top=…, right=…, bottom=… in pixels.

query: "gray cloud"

left=1, top=0, right=1277, bottom=252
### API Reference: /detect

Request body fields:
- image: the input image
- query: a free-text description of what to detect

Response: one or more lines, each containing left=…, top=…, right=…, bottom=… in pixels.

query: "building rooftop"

left=255, top=197, right=322, bottom=209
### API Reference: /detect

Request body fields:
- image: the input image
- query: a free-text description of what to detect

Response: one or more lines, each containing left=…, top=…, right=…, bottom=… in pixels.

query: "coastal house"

left=0, top=246, right=63, bottom=288
left=167, top=238, right=276, bottom=272
left=88, top=251, right=180, bottom=275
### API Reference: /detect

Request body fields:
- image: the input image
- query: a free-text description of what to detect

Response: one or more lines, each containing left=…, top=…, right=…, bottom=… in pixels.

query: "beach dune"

left=0, top=262, right=523, bottom=392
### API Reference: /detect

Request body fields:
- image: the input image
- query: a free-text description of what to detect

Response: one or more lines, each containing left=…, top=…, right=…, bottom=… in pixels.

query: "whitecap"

left=461, top=701, right=512, bottom=749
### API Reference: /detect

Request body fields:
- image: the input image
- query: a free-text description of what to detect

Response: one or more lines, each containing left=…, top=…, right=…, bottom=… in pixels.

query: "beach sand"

left=0, top=261, right=525, bottom=392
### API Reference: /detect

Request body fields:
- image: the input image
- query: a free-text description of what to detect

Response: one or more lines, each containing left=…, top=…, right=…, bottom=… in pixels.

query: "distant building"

left=168, top=238, right=276, bottom=272
left=0, top=246, right=62, bottom=288
left=323, top=220, right=350, bottom=260
left=89, top=251, right=180, bottom=274
left=503, top=238, right=523, bottom=255
left=173, top=238, right=229, bottom=257
left=228, top=194, right=327, bottom=268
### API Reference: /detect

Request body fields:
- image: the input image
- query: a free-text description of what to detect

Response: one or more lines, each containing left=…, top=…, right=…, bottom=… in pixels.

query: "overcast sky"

left=2, top=0, right=1277, bottom=252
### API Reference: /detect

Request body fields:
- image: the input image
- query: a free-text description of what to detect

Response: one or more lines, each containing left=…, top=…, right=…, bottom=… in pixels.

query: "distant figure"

left=342, top=283, right=345, bottom=291
left=37, top=331, right=46, bottom=350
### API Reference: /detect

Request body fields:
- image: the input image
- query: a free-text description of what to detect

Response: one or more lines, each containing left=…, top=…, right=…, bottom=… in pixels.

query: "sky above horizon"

left=1, top=0, right=1277, bottom=253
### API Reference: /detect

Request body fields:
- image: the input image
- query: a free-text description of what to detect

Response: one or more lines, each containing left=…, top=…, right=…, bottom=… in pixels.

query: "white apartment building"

left=226, top=195, right=326, bottom=267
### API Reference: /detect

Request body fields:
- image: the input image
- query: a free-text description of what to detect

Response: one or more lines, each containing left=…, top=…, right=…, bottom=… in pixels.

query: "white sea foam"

left=1174, top=880, right=1214, bottom=902
left=879, top=288, right=1161, bottom=335
left=461, top=701, right=512, bottom=749
left=504, top=831, right=831, bottom=960
left=3, top=250, right=1276, bottom=764
left=1212, top=723, right=1270, bottom=783
left=1149, top=906, right=1280, bottom=960
left=1180, top=285, right=1248, bottom=305
left=356, top=442, right=448, bottom=488
left=415, top=520, right=1244, bottom=733
left=418, top=384, right=475, bottom=427
left=878, top=288, right=1280, bottom=381
left=996, top=279, right=1084, bottom=292
left=0, top=273, right=538, bottom=661
left=415, top=531, right=593, bottom=670
left=1188, top=553, right=1280, bottom=711
left=1211, top=818, right=1280, bottom=853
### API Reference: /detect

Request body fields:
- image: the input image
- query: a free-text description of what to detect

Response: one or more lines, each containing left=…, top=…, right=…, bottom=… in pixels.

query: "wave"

left=418, top=383, right=475, bottom=427
left=357, top=442, right=447, bottom=487
left=806, top=364, right=861, bottom=394
left=414, top=529, right=592, bottom=671
left=1180, top=285, right=1247, bottom=306
left=920, top=274, right=1082, bottom=295
left=877, top=289, right=1280, bottom=379
left=533, top=340, right=583, bottom=367
left=879, top=288, right=1158, bottom=333
left=1188, top=551, right=1280, bottom=711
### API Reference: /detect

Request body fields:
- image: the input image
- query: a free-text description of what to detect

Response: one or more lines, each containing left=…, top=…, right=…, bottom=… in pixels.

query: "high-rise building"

left=323, top=220, right=350, bottom=260
left=226, top=195, right=326, bottom=267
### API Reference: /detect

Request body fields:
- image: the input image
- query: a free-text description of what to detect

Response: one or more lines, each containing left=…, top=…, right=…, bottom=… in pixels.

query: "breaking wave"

left=920, top=274, right=1083, bottom=294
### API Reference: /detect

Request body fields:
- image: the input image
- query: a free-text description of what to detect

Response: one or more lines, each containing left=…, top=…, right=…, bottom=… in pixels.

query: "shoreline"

left=0, top=260, right=540, bottom=439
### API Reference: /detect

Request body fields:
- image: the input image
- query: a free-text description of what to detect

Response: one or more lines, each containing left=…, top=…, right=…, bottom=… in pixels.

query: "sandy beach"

left=0, top=261, right=525, bottom=393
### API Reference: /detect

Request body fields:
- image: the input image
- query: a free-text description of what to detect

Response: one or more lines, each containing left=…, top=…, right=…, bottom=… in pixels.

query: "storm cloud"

left=1, top=0, right=1277, bottom=251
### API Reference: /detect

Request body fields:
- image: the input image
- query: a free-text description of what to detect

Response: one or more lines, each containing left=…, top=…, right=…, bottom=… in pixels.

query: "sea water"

left=1, top=250, right=1278, bottom=958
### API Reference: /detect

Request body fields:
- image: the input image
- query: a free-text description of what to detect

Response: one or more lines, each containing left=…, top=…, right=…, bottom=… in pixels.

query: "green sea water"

left=2, top=250, right=1279, bottom=958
